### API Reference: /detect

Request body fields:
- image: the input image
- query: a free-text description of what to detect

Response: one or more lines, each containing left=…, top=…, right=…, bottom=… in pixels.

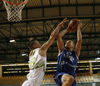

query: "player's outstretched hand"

left=77, top=21, right=82, bottom=30
left=58, top=18, right=67, bottom=28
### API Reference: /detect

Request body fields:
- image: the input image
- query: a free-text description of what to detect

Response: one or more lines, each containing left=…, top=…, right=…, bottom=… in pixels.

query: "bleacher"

left=0, top=74, right=55, bottom=86
left=0, top=76, right=26, bottom=86
left=0, top=74, right=100, bottom=86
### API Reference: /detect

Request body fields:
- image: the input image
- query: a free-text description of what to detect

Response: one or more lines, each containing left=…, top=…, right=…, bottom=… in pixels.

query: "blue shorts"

left=54, top=72, right=76, bottom=86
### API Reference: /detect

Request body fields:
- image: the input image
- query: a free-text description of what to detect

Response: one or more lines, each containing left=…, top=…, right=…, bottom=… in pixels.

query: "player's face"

left=65, top=40, right=74, bottom=48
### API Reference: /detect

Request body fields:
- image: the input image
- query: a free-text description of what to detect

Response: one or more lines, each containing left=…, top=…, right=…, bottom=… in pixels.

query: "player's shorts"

left=61, top=74, right=68, bottom=83
left=22, top=78, right=41, bottom=86
left=54, top=72, right=76, bottom=86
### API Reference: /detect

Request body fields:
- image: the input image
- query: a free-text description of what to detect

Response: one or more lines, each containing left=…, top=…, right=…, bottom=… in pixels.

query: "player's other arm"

left=75, top=21, right=82, bottom=58
left=39, top=18, right=67, bottom=57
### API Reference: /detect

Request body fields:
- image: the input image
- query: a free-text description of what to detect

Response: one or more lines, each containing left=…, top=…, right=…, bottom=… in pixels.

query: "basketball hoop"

left=2, top=0, right=28, bottom=22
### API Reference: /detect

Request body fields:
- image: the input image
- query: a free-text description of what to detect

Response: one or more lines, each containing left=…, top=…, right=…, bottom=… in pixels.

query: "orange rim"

left=2, top=0, right=28, bottom=5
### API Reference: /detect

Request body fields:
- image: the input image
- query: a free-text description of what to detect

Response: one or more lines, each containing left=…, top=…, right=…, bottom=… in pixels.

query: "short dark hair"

left=28, top=39, right=37, bottom=50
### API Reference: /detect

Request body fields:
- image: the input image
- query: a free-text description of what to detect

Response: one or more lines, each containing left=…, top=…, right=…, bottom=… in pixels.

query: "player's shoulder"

left=35, top=48, right=40, bottom=52
left=58, top=49, right=66, bottom=57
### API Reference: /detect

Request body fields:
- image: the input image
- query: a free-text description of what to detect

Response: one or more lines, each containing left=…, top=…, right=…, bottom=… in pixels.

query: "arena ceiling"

left=0, top=0, right=100, bottom=64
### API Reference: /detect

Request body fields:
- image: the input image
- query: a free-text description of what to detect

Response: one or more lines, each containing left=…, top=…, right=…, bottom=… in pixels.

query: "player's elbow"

left=78, top=39, right=82, bottom=44
left=56, top=34, right=62, bottom=39
left=56, top=35, right=59, bottom=39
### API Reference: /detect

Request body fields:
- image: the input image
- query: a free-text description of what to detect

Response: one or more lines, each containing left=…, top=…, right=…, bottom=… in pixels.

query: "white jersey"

left=22, top=48, right=46, bottom=86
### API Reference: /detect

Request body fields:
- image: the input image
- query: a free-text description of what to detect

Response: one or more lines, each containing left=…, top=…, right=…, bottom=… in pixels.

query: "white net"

left=2, top=0, right=28, bottom=22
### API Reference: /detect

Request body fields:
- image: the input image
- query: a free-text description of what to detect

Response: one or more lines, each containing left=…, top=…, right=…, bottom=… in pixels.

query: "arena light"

left=95, top=57, right=100, bottom=60
left=96, top=50, right=100, bottom=54
left=9, top=38, right=16, bottom=43
left=21, top=53, right=28, bottom=56
left=97, top=58, right=100, bottom=60
left=22, top=53, right=27, bottom=56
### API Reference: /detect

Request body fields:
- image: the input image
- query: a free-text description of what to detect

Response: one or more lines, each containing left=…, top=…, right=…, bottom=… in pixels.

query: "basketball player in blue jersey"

left=54, top=20, right=82, bottom=86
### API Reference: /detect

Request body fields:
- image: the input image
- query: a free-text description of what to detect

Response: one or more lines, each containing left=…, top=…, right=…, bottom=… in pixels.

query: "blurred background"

left=0, top=0, right=100, bottom=86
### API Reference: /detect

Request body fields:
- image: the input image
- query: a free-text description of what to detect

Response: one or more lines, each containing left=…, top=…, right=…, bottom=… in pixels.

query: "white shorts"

left=22, top=79, right=41, bottom=86
left=61, top=74, right=68, bottom=84
left=22, top=68, right=44, bottom=86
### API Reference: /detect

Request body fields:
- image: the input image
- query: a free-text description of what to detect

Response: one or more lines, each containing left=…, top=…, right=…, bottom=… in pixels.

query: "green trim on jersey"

left=32, top=51, right=35, bottom=55
left=29, top=56, right=36, bottom=68
left=29, top=49, right=46, bottom=73
left=35, top=61, right=46, bottom=72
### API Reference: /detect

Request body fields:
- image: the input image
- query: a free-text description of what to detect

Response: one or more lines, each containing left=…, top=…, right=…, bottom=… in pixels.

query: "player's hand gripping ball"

left=68, top=18, right=80, bottom=32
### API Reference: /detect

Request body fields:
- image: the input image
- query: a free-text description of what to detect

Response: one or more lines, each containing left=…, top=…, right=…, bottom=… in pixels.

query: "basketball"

left=68, top=18, right=80, bottom=31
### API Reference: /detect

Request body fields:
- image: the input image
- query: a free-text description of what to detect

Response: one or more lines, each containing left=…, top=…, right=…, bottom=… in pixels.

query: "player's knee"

left=67, top=76, right=74, bottom=84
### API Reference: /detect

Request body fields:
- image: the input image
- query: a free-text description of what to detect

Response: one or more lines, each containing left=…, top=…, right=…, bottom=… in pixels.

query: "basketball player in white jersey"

left=22, top=18, right=67, bottom=86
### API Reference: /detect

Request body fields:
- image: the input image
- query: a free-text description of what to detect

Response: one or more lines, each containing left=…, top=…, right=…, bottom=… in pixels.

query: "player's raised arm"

left=75, top=21, right=82, bottom=57
left=57, top=28, right=69, bottom=54
left=39, top=18, right=67, bottom=57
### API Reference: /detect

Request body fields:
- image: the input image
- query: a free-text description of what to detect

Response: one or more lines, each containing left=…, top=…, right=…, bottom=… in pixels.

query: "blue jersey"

left=54, top=49, right=78, bottom=86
